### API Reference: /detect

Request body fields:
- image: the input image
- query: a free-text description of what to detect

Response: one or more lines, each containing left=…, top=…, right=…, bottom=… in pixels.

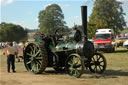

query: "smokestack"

left=81, top=6, right=87, bottom=41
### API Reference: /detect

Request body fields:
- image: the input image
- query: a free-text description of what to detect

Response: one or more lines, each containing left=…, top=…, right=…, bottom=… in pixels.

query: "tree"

left=88, top=0, right=127, bottom=38
left=0, top=22, right=28, bottom=42
left=38, top=4, right=66, bottom=34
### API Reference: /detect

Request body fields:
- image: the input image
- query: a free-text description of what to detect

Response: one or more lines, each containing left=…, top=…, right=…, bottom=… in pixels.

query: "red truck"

left=94, top=29, right=116, bottom=52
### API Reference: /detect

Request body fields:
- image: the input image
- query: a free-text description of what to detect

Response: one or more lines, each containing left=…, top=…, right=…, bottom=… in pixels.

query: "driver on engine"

left=73, top=25, right=82, bottom=42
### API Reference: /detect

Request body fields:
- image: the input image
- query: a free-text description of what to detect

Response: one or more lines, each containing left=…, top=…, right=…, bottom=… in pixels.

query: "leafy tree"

left=88, top=0, right=127, bottom=38
left=0, top=22, right=28, bottom=42
left=38, top=4, right=66, bottom=34
left=72, top=25, right=83, bottom=33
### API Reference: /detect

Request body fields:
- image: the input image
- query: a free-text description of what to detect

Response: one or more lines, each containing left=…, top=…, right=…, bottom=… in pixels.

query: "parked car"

left=123, top=40, right=128, bottom=49
left=115, top=37, right=128, bottom=47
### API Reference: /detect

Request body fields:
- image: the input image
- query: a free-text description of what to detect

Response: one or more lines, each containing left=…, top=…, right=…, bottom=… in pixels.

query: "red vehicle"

left=94, top=29, right=116, bottom=52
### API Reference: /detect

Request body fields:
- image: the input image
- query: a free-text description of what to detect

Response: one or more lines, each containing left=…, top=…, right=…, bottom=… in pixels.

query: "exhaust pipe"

left=81, top=6, right=87, bottom=41
left=81, top=6, right=95, bottom=58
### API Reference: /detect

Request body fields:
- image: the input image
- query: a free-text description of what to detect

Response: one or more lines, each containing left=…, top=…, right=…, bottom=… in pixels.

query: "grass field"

left=0, top=47, right=128, bottom=85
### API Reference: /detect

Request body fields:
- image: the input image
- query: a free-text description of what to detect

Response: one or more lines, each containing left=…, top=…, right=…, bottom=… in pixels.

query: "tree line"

left=38, top=0, right=127, bottom=38
left=0, top=22, right=28, bottom=42
left=0, top=0, right=127, bottom=42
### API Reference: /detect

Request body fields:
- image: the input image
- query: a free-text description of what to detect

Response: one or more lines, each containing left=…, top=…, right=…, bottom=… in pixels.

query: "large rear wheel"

left=24, top=42, right=48, bottom=74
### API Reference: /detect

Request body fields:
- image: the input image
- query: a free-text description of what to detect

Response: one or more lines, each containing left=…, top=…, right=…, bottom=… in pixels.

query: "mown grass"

left=104, top=48, right=128, bottom=69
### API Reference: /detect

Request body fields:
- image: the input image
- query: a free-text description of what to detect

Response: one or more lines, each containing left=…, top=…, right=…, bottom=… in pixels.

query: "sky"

left=0, top=0, right=128, bottom=29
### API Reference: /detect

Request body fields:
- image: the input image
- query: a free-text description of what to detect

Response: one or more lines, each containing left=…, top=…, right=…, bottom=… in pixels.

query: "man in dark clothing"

left=5, top=42, right=17, bottom=73
left=7, top=54, right=15, bottom=72
left=73, top=26, right=82, bottom=42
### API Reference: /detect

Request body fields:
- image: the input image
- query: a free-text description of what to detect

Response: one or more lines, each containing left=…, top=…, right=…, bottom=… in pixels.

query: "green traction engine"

left=24, top=6, right=107, bottom=78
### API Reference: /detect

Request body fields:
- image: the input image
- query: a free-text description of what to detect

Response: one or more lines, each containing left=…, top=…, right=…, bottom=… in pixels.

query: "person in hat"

left=73, top=25, right=82, bottom=42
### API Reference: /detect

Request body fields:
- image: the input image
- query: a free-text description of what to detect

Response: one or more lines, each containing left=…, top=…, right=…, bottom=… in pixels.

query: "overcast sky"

left=0, top=0, right=128, bottom=29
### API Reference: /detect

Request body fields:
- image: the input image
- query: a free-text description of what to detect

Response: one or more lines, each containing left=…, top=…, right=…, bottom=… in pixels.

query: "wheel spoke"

left=71, top=57, right=75, bottom=64
left=69, top=69, right=74, bottom=74
left=98, top=65, right=102, bottom=71
left=99, top=61, right=104, bottom=63
left=35, top=50, right=40, bottom=57
left=68, top=61, right=72, bottom=66
left=74, top=69, right=79, bottom=75
left=27, top=60, right=33, bottom=64
left=90, top=62, right=95, bottom=66
left=32, top=47, right=37, bottom=56
left=31, top=63, right=35, bottom=71
left=97, top=56, right=101, bottom=60
left=95, top=65, right=98, bottom=72
left=99, top=64, right=104, bottom=67
left=75, top=64, right=82, bottom=67
left=75, top=58, right=80, bottom=64
left=30, top=51, right=33, bottom=55
left=27, top=53, right=32, bottom=56
left=34, top=46, right=36, bottom=54
left=69, top=67, right=74, bottom=71
left=34, top=46, right=37, bottom=55
left=36, top=63, right=39, bottom=71
left=94, top=65, right=96, bottom=71
left=36, top=56, right=42, bottom=59
left=30, top=46, right=34, bottom=53
left=96, top=55, right=99, bottom=60
left=36, top=60, right=41, bottom=66
left=38, top=53, right=41, bottom=57
left=92, top=57, right=96, bottom=62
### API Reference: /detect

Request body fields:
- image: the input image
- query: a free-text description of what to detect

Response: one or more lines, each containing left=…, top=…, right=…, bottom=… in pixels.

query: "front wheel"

left=65, top=54, right=85, bottom=78
left=88, top=52, right=107, bottom=74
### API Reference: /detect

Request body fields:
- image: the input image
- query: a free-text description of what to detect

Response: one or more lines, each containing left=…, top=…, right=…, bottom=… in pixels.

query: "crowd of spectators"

left=0, top=41, right=29, bottom=62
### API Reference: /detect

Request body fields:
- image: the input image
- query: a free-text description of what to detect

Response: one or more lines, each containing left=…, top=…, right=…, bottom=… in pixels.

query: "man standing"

left=5, top=42, right=17, bottom=73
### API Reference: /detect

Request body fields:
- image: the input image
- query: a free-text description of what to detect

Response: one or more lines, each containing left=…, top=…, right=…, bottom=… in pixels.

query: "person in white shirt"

left=5, top=42, right=17, bottom=73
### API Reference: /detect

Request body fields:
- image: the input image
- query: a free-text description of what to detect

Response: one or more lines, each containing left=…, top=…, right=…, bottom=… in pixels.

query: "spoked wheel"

left=65, top=54, right=85, bottom=78
left=24, top=42, right=48, bottom=74
left=88, top=52, right=107, bottom=73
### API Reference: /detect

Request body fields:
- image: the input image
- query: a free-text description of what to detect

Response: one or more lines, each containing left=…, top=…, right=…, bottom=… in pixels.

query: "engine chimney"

left=81, top=6, right=87, bottom=41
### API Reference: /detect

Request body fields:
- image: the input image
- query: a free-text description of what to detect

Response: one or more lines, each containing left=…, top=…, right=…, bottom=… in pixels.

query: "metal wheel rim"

left=89, top=53, right=106, bottom=73
left=65, top=54, right=84, bottom=78
left=24, top=43, right=43, bottom=73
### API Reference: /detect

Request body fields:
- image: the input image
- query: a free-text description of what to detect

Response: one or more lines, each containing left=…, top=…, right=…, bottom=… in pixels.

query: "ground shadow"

left=40, top=69, right=67, bottom=76
left=82, top=69, right=128, bottom=79
left=104, top=69, right=128, bottom=76
left=39, top=68, right=128, bottom=79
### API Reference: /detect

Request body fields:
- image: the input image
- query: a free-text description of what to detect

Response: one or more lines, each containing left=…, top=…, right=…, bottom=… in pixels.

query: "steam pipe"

left=81, top=6, right=87, bottom=41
